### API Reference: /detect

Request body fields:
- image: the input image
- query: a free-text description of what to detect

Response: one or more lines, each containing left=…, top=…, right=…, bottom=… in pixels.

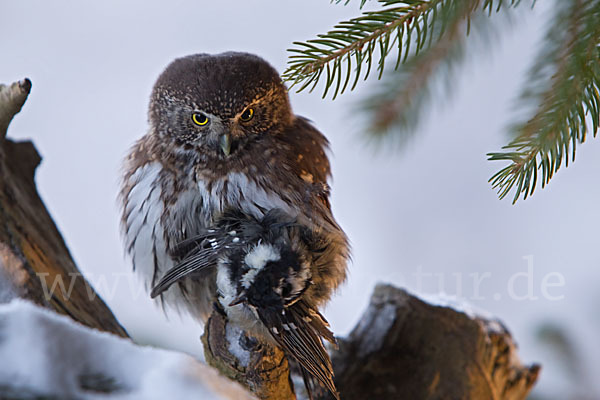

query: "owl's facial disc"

left=150, top=53, right=294, bottom=159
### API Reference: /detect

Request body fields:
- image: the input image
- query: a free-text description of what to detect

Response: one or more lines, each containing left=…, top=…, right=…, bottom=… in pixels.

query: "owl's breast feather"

left=196, top=171, right=298, bottom=222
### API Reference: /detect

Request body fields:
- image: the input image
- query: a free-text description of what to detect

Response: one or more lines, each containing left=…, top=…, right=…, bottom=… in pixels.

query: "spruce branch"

left=488, top=0, right=600, bottom=203
left=284, top=0, right=443, bottom=99
left=332, top=0, right=369, bottom=8
left=283, top=0, right=521, bottom=100
left=362, top=0, right=476, bottom=138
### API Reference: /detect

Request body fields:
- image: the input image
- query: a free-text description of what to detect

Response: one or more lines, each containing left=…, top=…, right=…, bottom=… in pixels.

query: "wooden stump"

left=330, top=284, right=540, bottom=400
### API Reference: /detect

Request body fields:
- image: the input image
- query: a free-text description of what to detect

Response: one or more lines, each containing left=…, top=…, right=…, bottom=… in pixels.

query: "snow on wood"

left=0, top=299, right=255, bottom=399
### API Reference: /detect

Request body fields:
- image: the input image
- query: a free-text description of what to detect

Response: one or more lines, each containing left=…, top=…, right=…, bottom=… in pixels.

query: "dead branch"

left=0, top=78, right=127, bottom=337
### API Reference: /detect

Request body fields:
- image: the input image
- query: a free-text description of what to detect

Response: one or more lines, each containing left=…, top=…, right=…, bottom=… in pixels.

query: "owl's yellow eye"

left=240, top=108, right=254, bottom=122
left=192, top=113, right=209, bottom=126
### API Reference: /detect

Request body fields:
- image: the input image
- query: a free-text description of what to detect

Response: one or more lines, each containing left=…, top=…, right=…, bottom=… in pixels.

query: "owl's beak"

left=220, top=134, right=231, bottom=156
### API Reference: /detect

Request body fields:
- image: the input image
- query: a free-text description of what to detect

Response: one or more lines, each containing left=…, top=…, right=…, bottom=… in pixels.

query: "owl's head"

left=149, top=52, right=292, bottom=159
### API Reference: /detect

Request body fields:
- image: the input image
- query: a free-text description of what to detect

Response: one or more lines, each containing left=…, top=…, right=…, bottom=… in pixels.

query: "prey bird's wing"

left=151, top=248, right=218, bottom=298
left=151, top=227, right=237, bottom=298
left=152, top=209, right=297, bottom=298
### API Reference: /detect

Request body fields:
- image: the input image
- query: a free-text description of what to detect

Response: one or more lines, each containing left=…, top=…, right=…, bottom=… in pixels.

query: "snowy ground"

left=0, top=299, right=253, bottom=400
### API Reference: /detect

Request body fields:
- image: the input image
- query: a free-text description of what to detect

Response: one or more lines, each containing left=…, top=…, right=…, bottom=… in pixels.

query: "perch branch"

left=202, top=306, right=295, bottom=400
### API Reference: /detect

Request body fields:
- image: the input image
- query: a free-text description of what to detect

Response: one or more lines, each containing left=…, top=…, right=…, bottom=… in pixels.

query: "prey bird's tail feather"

left=258, top=301, right=339, bottom=400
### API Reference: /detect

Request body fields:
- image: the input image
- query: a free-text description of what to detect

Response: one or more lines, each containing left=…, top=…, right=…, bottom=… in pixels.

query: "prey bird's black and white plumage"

left=151, top=209, right=339, bottom=399
left=119, top=52, right=349, bottom=398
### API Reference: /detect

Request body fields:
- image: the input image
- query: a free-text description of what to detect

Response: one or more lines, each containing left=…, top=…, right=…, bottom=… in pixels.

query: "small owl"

left=120, top=52, right=349, bottom=323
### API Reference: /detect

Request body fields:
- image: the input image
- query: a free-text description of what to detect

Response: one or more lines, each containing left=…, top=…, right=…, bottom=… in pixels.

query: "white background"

left=2, top=1, right=599, bottom=398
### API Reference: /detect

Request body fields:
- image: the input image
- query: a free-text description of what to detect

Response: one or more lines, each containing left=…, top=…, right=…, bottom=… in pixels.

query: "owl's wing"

left=281, top=117, right=349, bottom=240
left=257, top=300, right=339, bottom=400
left=287, top=117, right=332, bottom=185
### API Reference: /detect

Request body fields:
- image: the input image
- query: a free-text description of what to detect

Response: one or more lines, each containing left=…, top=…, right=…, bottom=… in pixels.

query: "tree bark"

left=0, top=78, right=127, bottom=337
